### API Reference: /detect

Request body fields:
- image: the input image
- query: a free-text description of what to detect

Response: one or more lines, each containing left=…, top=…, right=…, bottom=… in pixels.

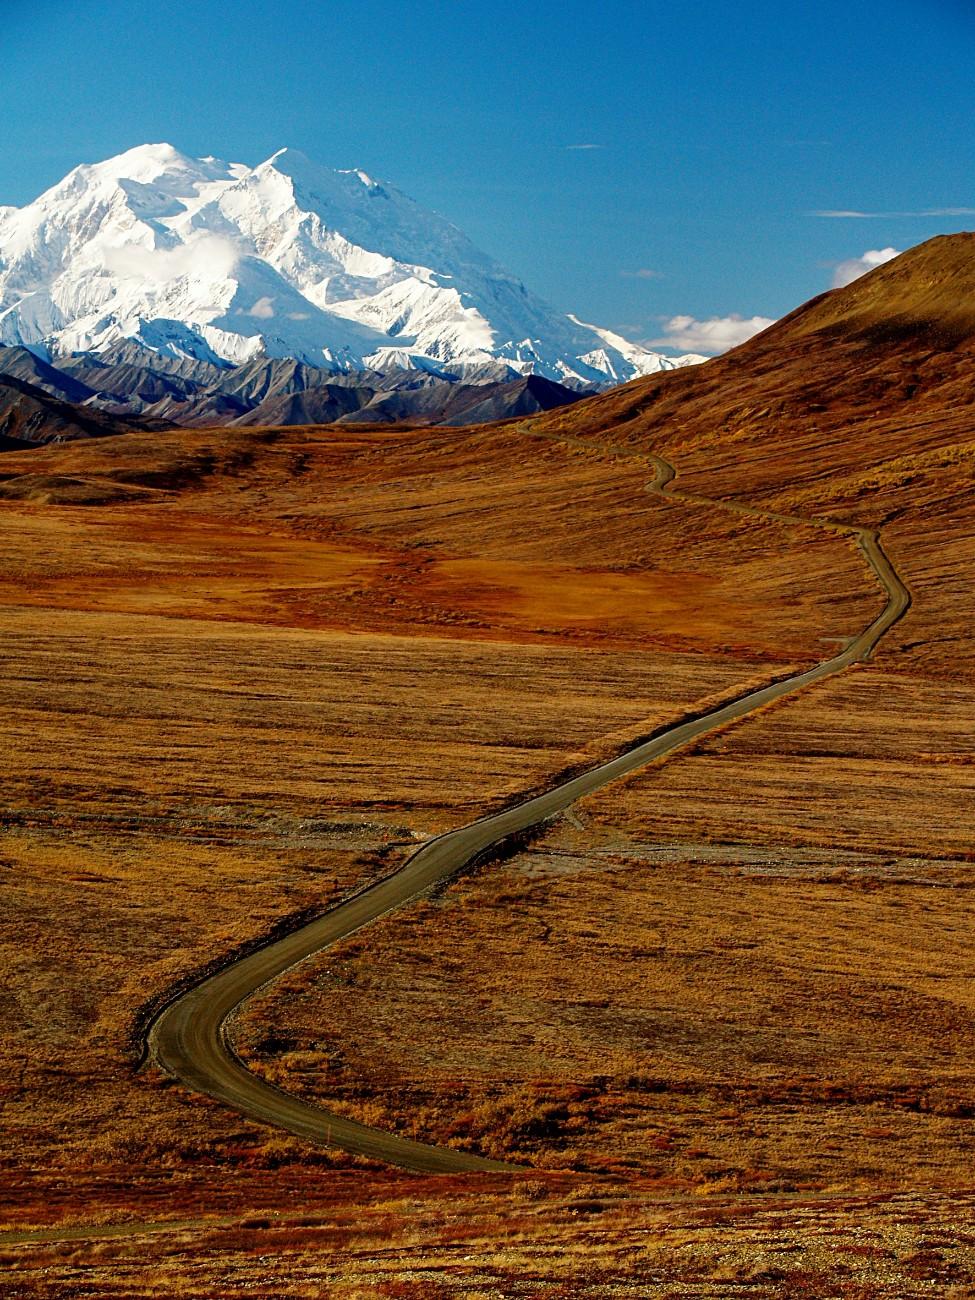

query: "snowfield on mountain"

left=0, top=144, right=703, bottom=384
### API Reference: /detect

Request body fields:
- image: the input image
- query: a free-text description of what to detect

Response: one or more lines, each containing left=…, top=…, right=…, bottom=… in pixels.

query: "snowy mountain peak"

left=264, top=148, right=384, bottom=194
left=0, top=144, right=699, bottom=384
left=51, top=144, right=237, bottom=200
left=100, top=141, right=190, bottom=173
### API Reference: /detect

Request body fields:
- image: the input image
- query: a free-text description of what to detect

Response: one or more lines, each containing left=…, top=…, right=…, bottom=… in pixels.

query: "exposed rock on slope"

left=0, top=346, right=97, bottom=405
left=0, top=374, right=170, bottom=446
left=235, top=372, right=584, bottom=427
left=0, top=341, right=586, bottom=431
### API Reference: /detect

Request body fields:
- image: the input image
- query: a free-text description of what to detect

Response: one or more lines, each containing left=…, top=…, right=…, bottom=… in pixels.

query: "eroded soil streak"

left=145, top=440, right=911, bottom=1174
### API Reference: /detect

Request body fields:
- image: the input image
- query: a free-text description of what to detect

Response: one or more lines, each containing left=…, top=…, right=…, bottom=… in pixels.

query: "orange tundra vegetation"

left=2, top=234, right=975, bottom=1295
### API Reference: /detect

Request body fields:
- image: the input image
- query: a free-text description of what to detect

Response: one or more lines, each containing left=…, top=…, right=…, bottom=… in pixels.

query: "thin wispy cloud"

left=814, top=207, right=975, bottom=218
left=564, top=143, right=604, bottom=150
left=621, top=268, right=663, bottom=280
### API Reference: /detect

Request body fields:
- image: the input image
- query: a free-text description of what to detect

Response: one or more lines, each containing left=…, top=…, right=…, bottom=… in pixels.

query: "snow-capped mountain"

left=0, top=144, right=703, bottom=384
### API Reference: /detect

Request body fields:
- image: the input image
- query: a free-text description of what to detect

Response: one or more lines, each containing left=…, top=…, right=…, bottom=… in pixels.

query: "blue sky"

left=4, top=0, right=974, bottom=352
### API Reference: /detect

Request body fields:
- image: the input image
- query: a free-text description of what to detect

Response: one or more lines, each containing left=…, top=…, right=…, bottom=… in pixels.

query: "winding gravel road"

left=147, top=441, right=911, bottom=1173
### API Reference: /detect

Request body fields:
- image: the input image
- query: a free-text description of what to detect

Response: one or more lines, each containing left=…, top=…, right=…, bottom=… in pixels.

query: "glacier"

left=0, top=143, right=704, bottom=384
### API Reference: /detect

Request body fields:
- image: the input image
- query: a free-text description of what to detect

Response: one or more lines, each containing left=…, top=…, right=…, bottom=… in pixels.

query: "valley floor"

left=0, top=403, right=973, bottom=1295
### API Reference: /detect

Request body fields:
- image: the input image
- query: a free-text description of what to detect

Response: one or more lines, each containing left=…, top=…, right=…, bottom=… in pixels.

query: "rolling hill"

left=3, top=233, right=975, bottom=1294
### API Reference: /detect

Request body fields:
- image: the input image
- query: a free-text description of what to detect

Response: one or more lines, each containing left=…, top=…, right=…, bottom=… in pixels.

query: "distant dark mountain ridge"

left=0, top=373, right=174, bottom=448
left=0, top=347, right=99, bottom=405
left=0, top=342, right=587, bottom=443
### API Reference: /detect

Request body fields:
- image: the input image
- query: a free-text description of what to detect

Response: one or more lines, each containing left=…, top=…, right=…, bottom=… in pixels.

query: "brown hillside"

left=4, top=236, right=975, bottom=1294
left=782, top=230, right=975, bottom=345
left=531, top=232, right=975, bottom=501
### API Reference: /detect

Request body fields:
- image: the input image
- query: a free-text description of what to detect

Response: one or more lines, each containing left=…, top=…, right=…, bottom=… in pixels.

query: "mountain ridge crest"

left=0, top=145, right=705, bottom=384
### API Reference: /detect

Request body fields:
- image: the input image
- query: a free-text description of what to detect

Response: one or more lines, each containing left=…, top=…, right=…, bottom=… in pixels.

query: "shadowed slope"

left=529, top=233, right=975, bottom=498
left=0, top=373, right=172, bottom=446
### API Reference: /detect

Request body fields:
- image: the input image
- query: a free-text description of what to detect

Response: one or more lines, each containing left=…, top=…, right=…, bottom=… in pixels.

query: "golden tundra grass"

left=2, top=279, right=974, bottom=1300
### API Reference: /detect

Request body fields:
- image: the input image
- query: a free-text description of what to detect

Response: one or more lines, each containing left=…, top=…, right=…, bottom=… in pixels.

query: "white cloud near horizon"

left=831, top=246, right=900, bottom=288
left=101, top=233, right=239, bottom=282
left=648, top=313, right=776, bottom=355
left=644, top=242, right=910, bottom=358
left=814, top=207, right=975, bottom=218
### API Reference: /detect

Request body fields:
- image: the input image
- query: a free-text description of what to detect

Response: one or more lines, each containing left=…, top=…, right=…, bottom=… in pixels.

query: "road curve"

left=147, top=442, right=911, bottom=1174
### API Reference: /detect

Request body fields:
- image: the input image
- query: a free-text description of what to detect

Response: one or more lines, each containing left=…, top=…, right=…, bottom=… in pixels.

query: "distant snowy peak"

left=0, top=144, right=698, bottom=384
left=567, top=315, right=707, bottom=379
